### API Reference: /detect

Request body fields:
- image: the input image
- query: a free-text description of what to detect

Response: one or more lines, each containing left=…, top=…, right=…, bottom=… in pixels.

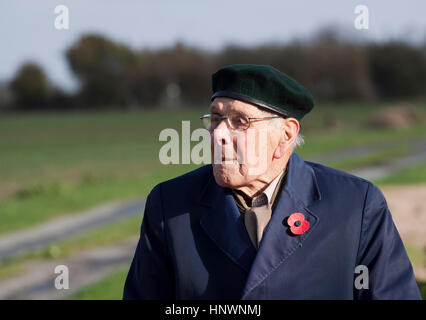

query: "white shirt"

left=263, top=171, right=285, bottom=205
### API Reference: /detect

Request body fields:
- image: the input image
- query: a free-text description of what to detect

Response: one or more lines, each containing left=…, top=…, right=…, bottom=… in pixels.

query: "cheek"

left=234, top=133, right=246, bottom=161
left=240, top=129, right=270, bottom=165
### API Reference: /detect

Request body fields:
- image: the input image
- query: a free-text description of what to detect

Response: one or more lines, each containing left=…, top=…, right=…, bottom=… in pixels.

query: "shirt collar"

left=263, top=171, right=284, bottom=204
left=231, top=169, right=286, bottom=209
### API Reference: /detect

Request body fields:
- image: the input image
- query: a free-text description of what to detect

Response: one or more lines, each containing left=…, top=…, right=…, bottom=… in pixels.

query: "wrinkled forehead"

left=210, top=97, right=266, bottom=117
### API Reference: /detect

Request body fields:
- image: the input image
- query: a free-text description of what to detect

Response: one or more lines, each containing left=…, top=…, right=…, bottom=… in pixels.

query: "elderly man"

left=123, top=64, right=421, bottom=299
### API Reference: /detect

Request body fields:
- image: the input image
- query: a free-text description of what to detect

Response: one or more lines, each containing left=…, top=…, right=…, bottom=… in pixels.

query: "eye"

left=210, top=114, right=222, bottom=126
left=230, top=114, right=249, bottom=128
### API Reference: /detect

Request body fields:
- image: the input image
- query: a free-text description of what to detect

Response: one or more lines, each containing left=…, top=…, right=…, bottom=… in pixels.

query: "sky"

left=1, top=0, right=425, bottom=91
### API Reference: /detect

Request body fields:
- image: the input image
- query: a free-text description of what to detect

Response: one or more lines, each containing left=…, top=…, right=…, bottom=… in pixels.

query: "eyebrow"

left=209, top=105, right=223, bottom=114
left=209, top=105, right=249, bottom=117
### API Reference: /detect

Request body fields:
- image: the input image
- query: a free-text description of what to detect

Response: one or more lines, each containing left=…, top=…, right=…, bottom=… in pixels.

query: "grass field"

left=0, top=215, right=142, bottom=280
left=70, top=266, right=128, bottom=300
left=375, top=161, right=426, bottom=185
left=1, top=100, right=425, bottom=299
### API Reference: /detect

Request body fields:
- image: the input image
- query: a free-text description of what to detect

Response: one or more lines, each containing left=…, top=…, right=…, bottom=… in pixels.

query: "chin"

left=212, top=163, right=249, bottom=188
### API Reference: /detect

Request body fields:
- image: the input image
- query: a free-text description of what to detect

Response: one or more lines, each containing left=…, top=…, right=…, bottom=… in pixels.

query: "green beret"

left=211, top=64, right=314, bottom=120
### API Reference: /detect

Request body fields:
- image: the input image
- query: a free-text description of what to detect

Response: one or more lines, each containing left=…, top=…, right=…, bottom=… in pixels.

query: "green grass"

left=69, top=266, right=129, bottom=300
left=405, top=245, right=425, bottom=269
left=0, top=165, right=197, bottom=235
left=419, top=282, right=426, bottom=300
left=296, top=125, right=426, bottom=159
left=0, top=109, right=203, bottom=234
left=301, top=99, right=426, bottom=132
left=0, top=262, right=26, bottom=280
left=0, top=215, right=142, bottom=280
left=0, top=110, right=204, bottom=197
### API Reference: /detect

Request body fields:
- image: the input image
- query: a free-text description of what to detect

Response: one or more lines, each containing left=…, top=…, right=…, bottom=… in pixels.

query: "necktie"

left=243, top=192, right=272, bottom=250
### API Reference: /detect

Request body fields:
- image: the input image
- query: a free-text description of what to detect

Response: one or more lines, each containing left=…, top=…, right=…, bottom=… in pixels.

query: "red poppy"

left=287, top=212, right=309, bottom=235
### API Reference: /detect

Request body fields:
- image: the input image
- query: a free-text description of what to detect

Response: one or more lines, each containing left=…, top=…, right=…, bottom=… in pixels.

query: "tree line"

left=2, top=31, right=426, bottom=111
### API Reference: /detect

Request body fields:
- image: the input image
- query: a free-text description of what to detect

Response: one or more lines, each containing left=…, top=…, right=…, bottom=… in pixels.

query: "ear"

left=273, top=135, right=288, bottom=159
left=273, top=118, right=299, bottom=159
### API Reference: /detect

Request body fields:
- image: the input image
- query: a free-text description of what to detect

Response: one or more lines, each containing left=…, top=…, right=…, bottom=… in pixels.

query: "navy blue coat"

left=123, top=153, right=421, bottom=299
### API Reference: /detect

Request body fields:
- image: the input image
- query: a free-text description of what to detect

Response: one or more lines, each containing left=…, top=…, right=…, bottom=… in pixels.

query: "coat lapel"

left=241, top=153, right=322, bottom=298
left=199, top=174, right=257, bottom=273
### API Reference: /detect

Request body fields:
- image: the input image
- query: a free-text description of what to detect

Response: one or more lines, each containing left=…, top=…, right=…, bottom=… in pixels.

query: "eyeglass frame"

left=200, top=113, right=283, bottom=131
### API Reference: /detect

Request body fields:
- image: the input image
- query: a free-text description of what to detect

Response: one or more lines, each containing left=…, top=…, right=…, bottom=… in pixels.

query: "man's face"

left=209, top=97, right=284, bottom=189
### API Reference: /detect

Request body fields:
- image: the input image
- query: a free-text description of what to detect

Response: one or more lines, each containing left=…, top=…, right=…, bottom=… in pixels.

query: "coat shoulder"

left=304, top=159, right=391, bottom=220
left=147, top=165, right=213, bottom=201
left=306, top=159, right=372, bottom=187
left=304, top=159, right=384, bottom=203
left=161, top=164, right=213, bottom=188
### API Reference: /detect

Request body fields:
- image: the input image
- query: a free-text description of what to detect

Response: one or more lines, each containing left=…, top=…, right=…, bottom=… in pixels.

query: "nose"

left=211, top=119, right=234, bottom=163
left=212, top=118, right=231, bottom=146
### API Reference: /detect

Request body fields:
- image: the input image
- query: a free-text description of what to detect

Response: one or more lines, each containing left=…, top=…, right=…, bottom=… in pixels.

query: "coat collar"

left=198, top=152, right=322, bottom=295
left=198, top=173, right=257, bottom=273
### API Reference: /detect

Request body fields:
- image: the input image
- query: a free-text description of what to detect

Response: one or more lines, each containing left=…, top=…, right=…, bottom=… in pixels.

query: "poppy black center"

left=294, top=220, right=301, bottom=227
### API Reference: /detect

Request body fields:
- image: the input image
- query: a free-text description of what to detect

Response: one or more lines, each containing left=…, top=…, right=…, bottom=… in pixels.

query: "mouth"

left=221, top=156, right=235, bottom=162
left=213, top=157, right=236, bottom=166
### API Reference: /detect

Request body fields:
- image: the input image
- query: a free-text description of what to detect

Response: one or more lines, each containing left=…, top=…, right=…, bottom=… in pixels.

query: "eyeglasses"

left=200, top=113, right=281, bottom=131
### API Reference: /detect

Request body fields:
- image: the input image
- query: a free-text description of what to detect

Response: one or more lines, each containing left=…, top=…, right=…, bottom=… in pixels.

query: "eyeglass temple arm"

left=248, top=116, right=281, bottom=120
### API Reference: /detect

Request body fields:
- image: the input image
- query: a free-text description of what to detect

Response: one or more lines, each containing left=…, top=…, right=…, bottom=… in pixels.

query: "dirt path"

left=381, top=184, right=426, bottom=281
left=306, top=136, right=426, bottom=181
left=381, top=184, right=426, bottom=248
left=350, top=147, right=426, bottom=180
left=0, top=237, right=137, bottom=299
left=0, top=199, right=145, bottom=261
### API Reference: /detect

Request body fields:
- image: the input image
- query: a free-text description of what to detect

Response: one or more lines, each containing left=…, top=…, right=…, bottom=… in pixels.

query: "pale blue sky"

left=1, top=0, right=425, bottom=91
